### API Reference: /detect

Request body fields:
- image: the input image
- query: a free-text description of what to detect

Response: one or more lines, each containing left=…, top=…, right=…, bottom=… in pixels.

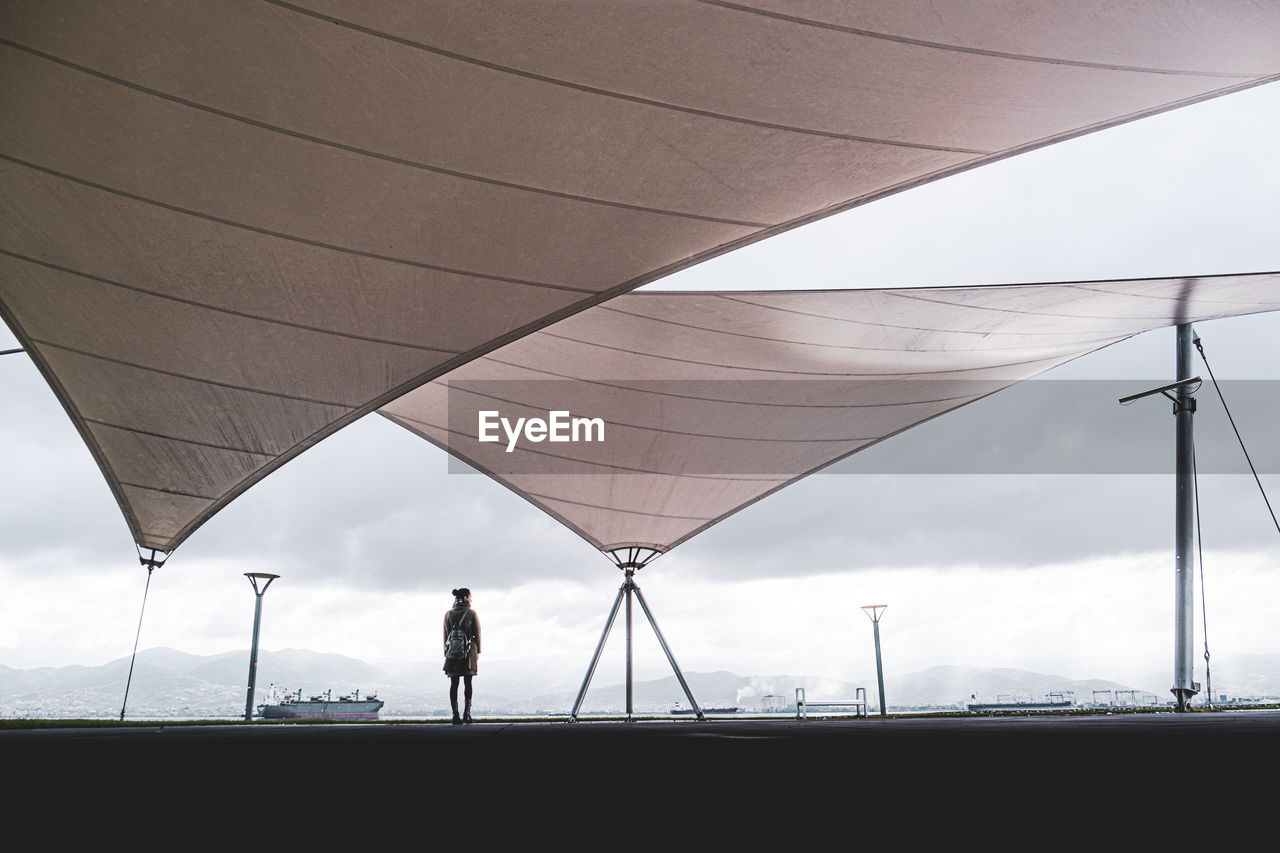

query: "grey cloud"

left=178, top=415, right=609, bottom=591
left=661, top=466, right=1280, bottom=583
left=829, top=379, right=1280, bottom=476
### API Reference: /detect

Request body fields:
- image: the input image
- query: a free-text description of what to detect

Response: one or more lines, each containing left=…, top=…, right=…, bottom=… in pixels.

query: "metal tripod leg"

left=569, top=582, right=626, bottom=722
left=632, top=580, right=704, bottom=721
left=568, top=568, right=704, bottom=722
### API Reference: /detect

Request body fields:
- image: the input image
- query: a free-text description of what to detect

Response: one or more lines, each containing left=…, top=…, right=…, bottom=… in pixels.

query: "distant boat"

left=670, top=703, right=738, bottom=715
left=257, top=686, right=384, bottom=720
left=966, top=699, right=1073, bottom=713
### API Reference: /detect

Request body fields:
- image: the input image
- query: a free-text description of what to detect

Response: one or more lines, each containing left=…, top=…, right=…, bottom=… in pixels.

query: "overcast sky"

left=3, top=80, right=1279, bottom=701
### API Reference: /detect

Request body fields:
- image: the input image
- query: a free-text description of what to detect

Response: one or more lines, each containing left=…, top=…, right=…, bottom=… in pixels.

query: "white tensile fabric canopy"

left=3, top=2, right=1280, bottom=553
left=380, top=276, right=1280, bottom=555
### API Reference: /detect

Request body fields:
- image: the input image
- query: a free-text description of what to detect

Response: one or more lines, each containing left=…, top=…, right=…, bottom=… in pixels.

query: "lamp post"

left=243, top=573, right=279, bottom=721
left=862, top=604, right=887, bottom=716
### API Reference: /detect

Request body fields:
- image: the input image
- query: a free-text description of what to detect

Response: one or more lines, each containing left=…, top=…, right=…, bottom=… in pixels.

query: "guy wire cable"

left=1193, top=442, right=1212, bottom=708
left=119, top=547, right=166, bottom=720
left=119, top=564, right=154, bottom=720
left=1193, top=334, right=1280, bottom=535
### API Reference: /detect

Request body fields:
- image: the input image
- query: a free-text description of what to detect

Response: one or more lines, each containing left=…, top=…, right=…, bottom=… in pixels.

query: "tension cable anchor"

left=136, top=547, right=169, bottom=570
left=607, top=546, right=662, bottom=572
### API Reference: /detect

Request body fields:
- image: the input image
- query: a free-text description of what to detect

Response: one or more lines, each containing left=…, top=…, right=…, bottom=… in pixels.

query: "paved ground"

left=9, top=710, right=1275, bottom=825
left=10, top=706, right=1280, bottom=744
left=10, top=707, right=1279, bottom=762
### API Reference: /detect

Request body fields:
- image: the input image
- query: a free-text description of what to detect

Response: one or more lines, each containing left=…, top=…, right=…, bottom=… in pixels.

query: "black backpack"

left=445, top=611, right=472, bottom=661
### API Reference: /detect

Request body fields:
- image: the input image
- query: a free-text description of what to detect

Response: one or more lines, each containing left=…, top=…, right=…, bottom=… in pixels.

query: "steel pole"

left=862, top=605, right=888, bottom=716
left=244, top=594, right=264, bottom=720
left=873, top=620, right=887, bottom=716
left=1172, top=324, right=1199, bottom=711
left=243, top=573, right=278, bottom=721
left=625, top=571, right=634, bottom=721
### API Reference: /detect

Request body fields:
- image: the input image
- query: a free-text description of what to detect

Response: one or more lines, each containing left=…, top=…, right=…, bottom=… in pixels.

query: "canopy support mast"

left=569, top=547, right=704, bottom=722
left=1172, top=323, right=1200, bottom=711
left=1120, top=322, right=1202, bottom=711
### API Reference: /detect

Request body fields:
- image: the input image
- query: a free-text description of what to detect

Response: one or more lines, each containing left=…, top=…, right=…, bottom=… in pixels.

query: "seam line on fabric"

left=535, top=329, right=1091, bottom=376
left=442, top=383, right=990, bottom=427
left=264, top=0, right=991, bottom=153
left=25, top=338, right=360, bottom=409
left=0, top=249, right=466, bottom=355
left=599, top=300, right=1145, bottom=345
left=521, top=490, right=714, bottom=522
left=115, top=480, right=222, bottom=501
left=0, top=153, right=595, bottom=295
left=455, top=358, right=1001, bottom=409
left=81, top=417, right=280, bottom=458
left=880, top=284, right=1211, bottom=320
left=387, top=413, right=783, bottom=482
left=701, top=0, right=1263, bottom=78
left=0, top=38, right=771, bottom=229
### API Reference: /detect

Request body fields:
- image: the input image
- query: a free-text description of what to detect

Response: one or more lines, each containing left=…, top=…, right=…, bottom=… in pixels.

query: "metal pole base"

left=1172, top=684, right=1199, bottom=712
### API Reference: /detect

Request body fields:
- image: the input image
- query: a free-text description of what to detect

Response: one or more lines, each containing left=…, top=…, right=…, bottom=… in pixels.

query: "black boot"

left=451, top=703, right=461, bottom=725
left=463, top=702, right=473, bottom=724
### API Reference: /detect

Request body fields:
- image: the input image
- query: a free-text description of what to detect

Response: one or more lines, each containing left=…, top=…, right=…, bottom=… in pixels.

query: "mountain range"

left=3, top=647, right=1279, bottom=719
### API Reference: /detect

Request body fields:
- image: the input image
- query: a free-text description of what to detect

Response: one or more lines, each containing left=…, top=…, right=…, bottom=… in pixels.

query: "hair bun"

left=451, top=588, right=460, bottom=596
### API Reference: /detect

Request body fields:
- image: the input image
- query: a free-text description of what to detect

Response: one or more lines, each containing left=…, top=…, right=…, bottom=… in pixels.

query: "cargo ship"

left=256, top=685, right=384, bottom=720
left=670, top=702, right=738, bottom=715
left=966, top=692, right=1074, bottom=713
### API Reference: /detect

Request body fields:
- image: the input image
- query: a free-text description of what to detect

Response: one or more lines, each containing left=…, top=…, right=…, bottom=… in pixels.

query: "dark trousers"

left=449, top=674, right=473, bottom=713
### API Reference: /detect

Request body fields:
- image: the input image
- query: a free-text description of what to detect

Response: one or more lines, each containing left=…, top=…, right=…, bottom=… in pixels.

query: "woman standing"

left=443, top=587, right=480, bottom=724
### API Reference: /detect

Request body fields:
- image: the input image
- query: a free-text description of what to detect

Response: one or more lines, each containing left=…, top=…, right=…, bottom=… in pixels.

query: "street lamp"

left=862, top=604, right=887, bottom=716
left=243, top=573, right=279, bottom=721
